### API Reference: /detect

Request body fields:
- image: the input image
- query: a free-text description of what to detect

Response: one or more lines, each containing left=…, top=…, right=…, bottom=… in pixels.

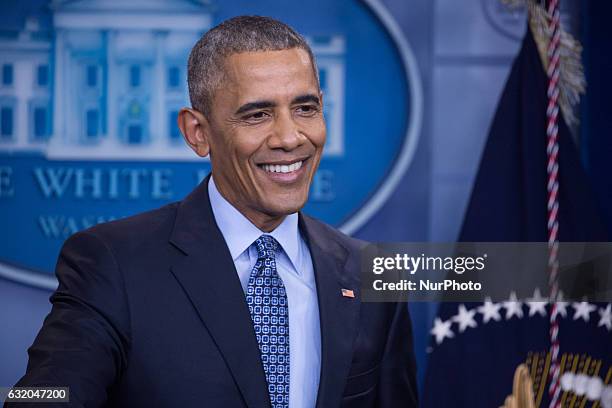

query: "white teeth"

left=262, top=161, right=303, bottom=173
left=289, top=161, right=302, bottom=172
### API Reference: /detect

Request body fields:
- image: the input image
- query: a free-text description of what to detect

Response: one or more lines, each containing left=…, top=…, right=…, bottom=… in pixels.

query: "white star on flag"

left=478, top=297, right=502, bottom=323
left=598, top=304, right=612, bottom=331
left=453, top=304, right=477, bottom=332
left=526, top=288, right=548, bottom=317
left=572, top=301, right=596, bottom=322
left=431, top=317, right=454, bottom=345
left=551, top=291, right=569, bottom=320
left=503, top=292, right=523, bottom=320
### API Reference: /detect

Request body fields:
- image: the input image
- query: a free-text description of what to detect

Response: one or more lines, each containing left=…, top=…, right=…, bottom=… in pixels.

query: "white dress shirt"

left=208, top=176, right=321, bottom=408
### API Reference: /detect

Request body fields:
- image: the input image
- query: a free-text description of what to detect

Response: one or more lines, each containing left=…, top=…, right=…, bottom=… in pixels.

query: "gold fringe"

left=501, top=0, right=586, bottom=126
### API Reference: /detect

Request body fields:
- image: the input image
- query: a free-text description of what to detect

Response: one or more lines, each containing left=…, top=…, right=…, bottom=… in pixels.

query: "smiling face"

left=183, top=48, right=326, bottom=231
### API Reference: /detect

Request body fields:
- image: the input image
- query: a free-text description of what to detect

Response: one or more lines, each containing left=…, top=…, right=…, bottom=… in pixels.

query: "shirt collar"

left=208, top=175, right=301, bottom=270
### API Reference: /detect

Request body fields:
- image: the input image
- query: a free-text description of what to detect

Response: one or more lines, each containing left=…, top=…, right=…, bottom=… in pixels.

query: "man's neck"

left=211, top=175, right=287, bottom=232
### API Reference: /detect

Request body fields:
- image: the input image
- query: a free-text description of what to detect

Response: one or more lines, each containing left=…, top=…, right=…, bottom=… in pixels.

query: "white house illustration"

left=0, top=0, right=345, bottom=161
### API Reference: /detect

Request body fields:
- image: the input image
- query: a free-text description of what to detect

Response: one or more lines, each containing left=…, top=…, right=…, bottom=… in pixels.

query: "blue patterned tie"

left=246, top=235, right=290, bottom=408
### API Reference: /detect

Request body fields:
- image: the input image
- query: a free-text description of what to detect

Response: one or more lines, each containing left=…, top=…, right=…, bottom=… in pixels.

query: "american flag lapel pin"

left=341, top=288, right=355, bottom=298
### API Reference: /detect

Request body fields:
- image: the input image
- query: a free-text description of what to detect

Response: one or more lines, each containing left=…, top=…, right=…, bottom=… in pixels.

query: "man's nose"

left=268, top=111, right=304, bottom=151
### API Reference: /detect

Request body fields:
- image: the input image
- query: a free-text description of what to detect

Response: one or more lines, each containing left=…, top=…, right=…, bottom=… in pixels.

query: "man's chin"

left=260, top=198, right=307, bottom=218
left=265, top=205, right=304, bottom=217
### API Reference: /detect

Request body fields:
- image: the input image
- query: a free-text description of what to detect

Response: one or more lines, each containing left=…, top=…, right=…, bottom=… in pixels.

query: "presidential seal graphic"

left=0, top=0, right=422, bottom=289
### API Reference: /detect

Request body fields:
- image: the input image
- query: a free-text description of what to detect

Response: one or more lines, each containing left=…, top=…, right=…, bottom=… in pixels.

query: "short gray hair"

left=187, top=15, right=319, bottom=118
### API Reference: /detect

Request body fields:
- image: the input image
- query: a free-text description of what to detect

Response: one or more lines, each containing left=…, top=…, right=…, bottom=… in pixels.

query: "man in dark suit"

left=9, top=16, right=417, bottom=407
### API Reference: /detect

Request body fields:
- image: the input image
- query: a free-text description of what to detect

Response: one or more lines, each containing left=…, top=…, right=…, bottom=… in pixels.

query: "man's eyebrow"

left=235, top=100, right=276, bottom=115
left=292, top=94, right=320, bottom=105
left=234, top=94, right=320, bottom=116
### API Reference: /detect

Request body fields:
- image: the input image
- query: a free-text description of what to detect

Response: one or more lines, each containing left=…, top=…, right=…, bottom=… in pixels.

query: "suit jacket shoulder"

left=78, top=202, right=179, bottom=255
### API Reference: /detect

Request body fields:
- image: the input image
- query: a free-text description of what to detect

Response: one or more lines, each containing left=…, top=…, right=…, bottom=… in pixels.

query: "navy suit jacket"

left=9, top=177, right=418, bottom=407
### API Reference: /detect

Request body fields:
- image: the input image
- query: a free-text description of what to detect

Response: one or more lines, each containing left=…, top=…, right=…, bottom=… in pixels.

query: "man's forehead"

left=206, top=47, right=320, bottom=116
left=222, top=48, right=315, bottom=82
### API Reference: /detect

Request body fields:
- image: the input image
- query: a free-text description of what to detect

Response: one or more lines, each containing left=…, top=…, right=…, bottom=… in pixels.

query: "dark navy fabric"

left=8, top=175, right=418, bottom=408
left=423, top=28, right=611, bottom=408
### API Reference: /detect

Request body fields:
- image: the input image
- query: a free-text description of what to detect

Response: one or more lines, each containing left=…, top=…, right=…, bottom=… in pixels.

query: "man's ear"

left=178, top=107, right=211, bottom=158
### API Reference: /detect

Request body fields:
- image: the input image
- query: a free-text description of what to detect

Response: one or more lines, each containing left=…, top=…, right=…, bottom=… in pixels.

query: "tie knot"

left=254, top=234, right=279, bottom=260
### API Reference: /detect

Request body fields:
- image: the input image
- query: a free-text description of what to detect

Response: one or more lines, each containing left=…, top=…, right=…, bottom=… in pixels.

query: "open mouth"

left=260, top=160, right=303, bottom=174
left=256, top=158, right=309, bottom=183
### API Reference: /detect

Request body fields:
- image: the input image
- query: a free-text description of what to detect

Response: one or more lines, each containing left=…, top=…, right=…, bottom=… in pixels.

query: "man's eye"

left=244, top=111, right=268, bottom=121
left=297, top=105, right=319, bottom=115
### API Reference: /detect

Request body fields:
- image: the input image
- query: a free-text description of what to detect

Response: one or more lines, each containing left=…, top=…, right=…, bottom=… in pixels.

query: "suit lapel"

left=300, top=216, right=361, bottom=408
left=169, top=176, right=270, bottom=408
